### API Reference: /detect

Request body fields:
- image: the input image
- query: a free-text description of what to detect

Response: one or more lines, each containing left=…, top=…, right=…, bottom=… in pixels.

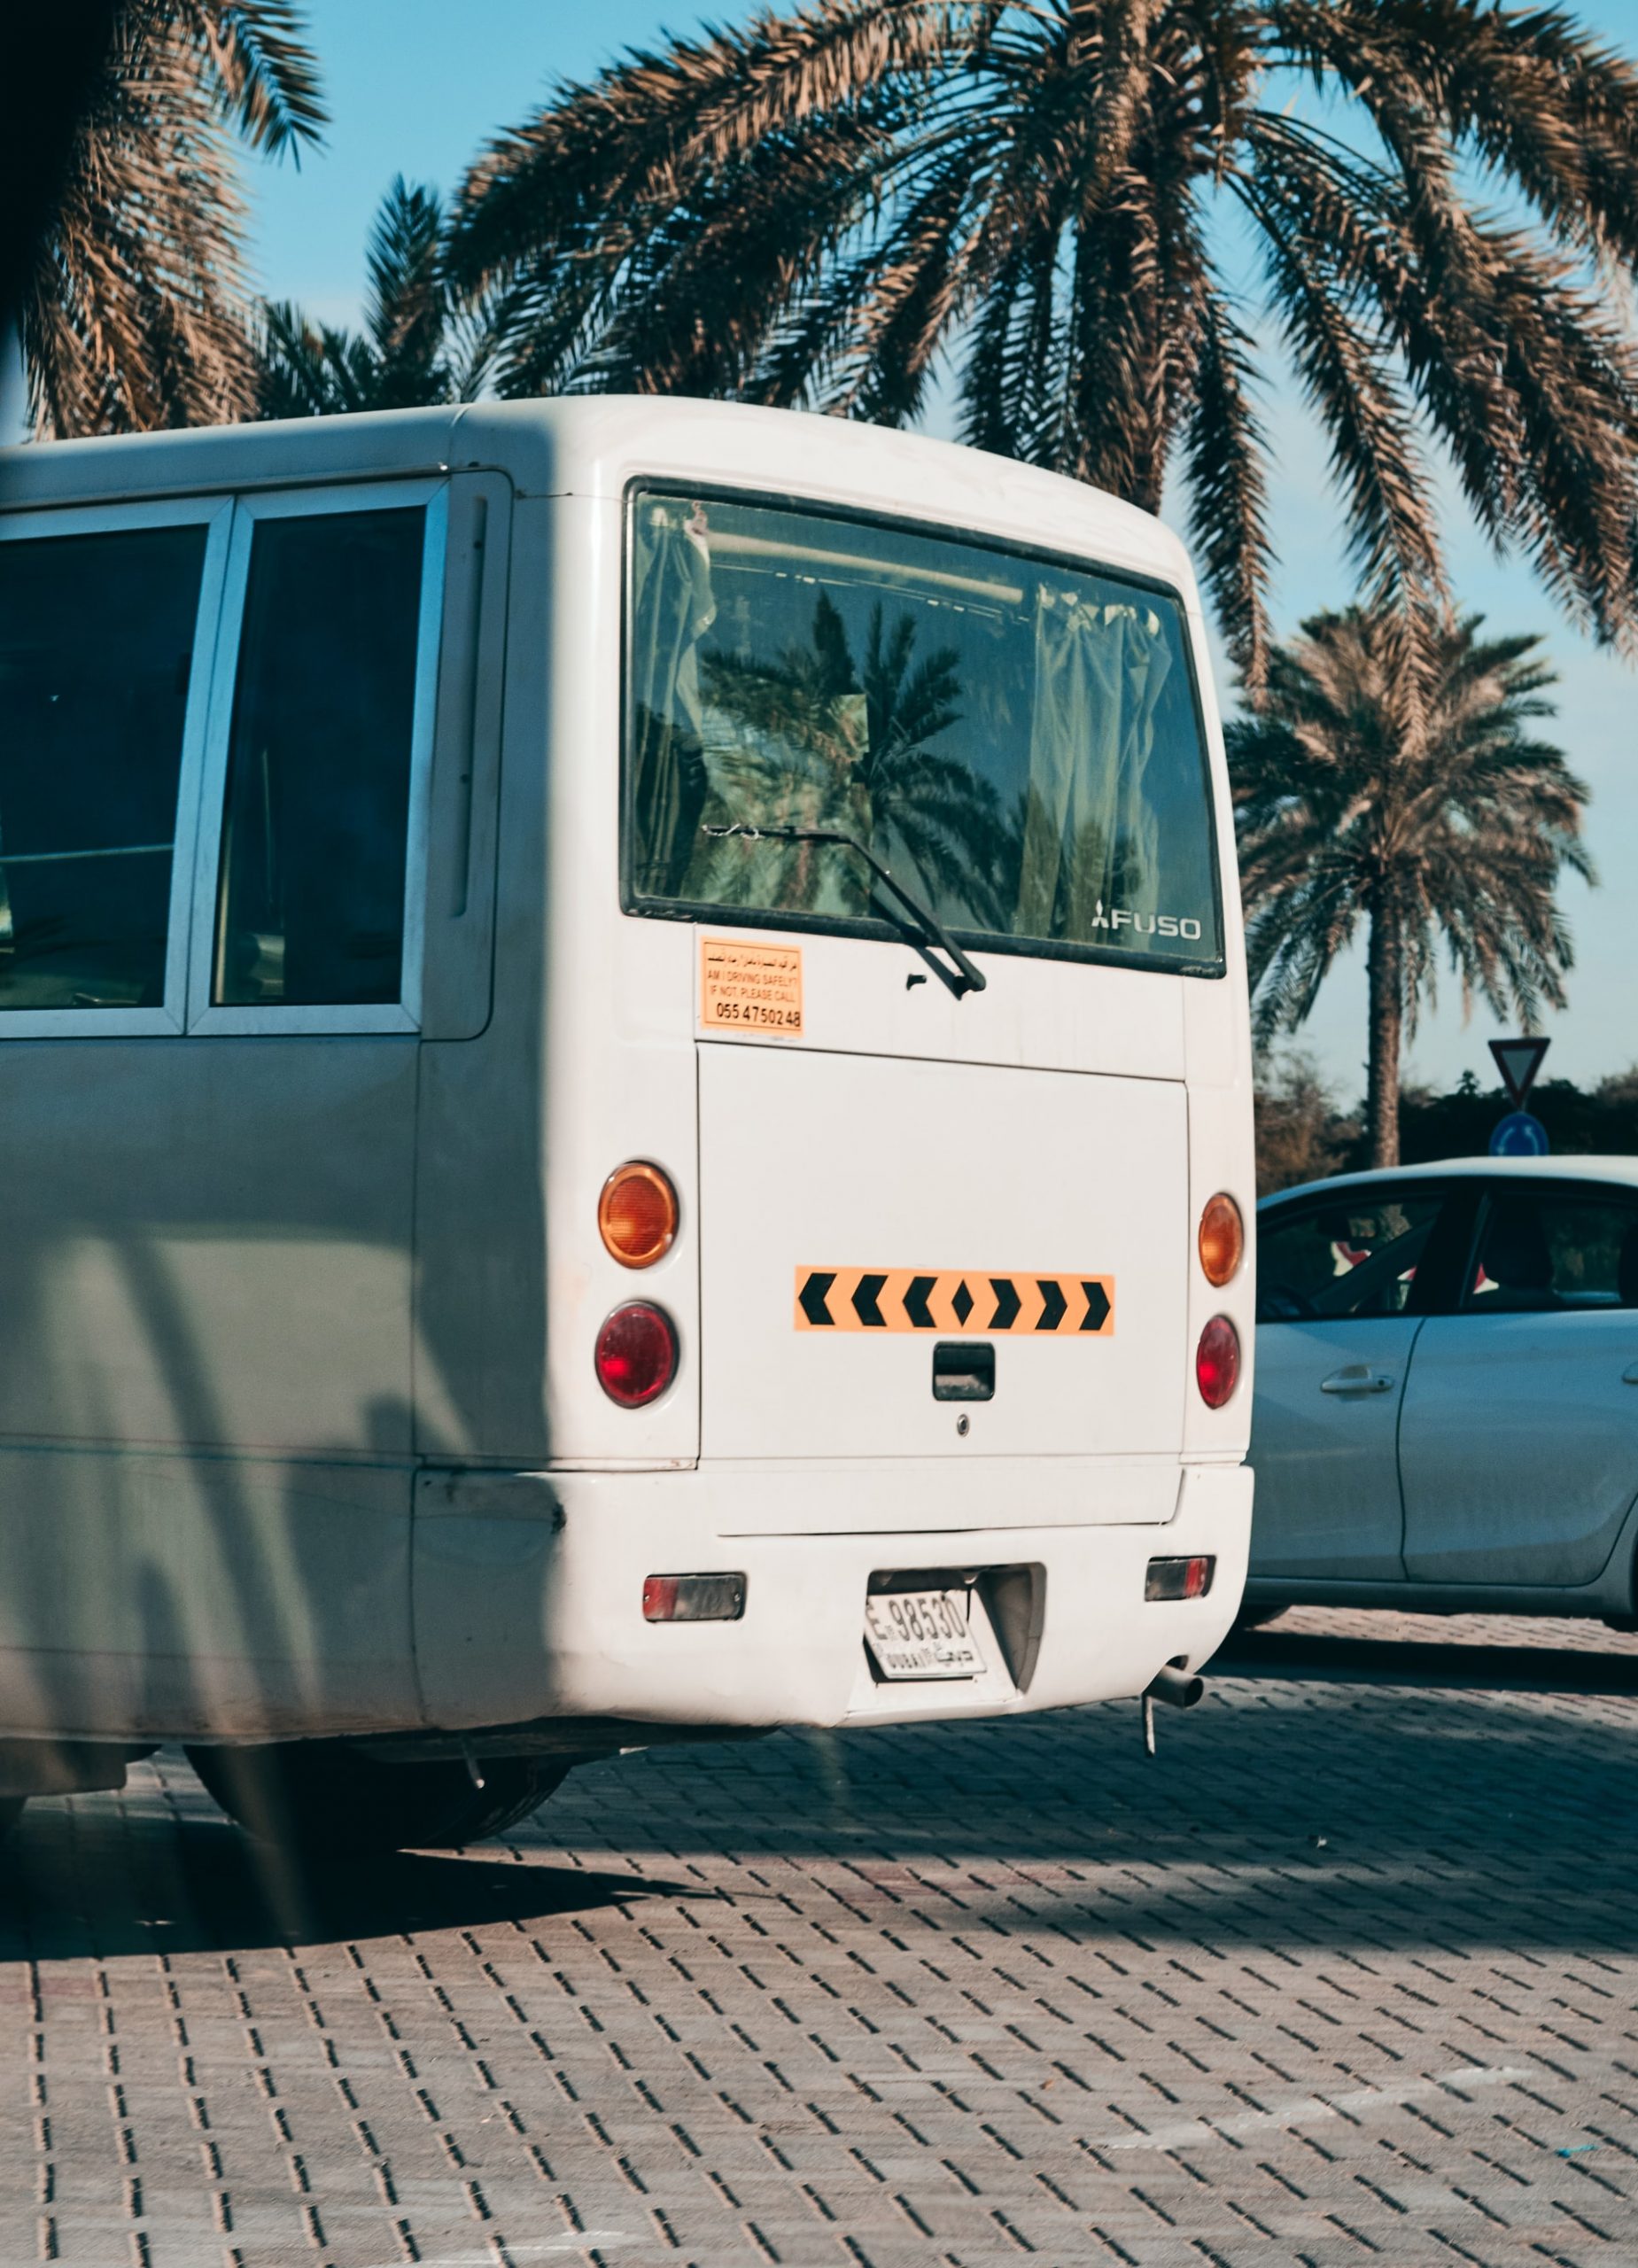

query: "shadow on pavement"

left=4, top=1620, right=1638, bottom=1963
left=524, top=1666, right=1638, bottom=1957
left=1213, top=1625, right=1638, bottom=1692
left=0, top=1803, right=701, bottom=1961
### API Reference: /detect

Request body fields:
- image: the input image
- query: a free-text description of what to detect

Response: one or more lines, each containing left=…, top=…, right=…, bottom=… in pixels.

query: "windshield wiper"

left=701, top=824, right=986, bottom=999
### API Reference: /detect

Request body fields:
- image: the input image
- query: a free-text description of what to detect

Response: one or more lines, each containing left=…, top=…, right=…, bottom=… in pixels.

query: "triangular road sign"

left=1488, top=1036, right=1550, bottom=1107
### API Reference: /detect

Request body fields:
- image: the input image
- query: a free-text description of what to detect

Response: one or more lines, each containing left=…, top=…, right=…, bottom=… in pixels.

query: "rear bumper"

left=414, top=1459, right=1253, bottom=1733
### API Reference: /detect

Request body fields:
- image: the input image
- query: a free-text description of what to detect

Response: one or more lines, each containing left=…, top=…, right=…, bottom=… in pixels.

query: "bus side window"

left=0, top=522, right=207, bottom=1014
left=212, top=508, right=425, bottom=1009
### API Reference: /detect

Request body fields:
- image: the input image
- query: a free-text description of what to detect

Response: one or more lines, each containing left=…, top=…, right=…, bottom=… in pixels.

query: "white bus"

left=0, top=400, right=1254, bottom=1853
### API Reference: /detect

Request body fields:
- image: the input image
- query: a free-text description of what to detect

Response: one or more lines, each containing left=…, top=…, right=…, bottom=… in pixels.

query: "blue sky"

left=235, top=4, right=1638, bottom=1097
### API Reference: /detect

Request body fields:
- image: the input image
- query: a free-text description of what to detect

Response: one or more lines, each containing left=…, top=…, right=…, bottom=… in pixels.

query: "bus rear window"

left=625, top=491, right=1222, bottom=969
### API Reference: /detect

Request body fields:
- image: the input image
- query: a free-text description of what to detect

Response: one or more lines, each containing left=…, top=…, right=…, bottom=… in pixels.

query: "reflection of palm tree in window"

left=696, top=593, right=1007, bottom=927
left=1011, top=788, right=1164, bottom=943
left=1013, top=788, right=1111, bottom=941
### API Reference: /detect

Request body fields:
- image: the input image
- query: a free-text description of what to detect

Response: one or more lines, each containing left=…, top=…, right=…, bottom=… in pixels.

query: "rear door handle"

left=1320, top=1366, right=1396, bottom=1396
left=1623, top=1362, right=1638, bottom=1386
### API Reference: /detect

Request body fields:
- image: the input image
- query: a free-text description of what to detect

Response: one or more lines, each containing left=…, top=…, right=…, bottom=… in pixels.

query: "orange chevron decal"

left=794, top=1267, right=1114, bottom=1336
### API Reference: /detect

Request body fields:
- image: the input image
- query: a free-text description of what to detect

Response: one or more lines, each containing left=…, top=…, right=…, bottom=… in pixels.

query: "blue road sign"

left=1490, top=1110, right=1550, bottom=1157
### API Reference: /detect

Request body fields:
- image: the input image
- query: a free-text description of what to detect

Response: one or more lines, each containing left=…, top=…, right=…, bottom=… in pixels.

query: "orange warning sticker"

left=796, top=1267, right=1114, bottom=1337
left=701, top=936, right=803, bottom=1037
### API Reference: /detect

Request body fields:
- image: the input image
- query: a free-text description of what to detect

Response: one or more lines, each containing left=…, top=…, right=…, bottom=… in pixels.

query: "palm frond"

left=19, top=0, right=323, bottom=437
left=452, top=0, right=1638, bottom=670
left=253, top=176, right=494, bottom=419
left=1243, top=174, right=1448, bottom=665
left=175, top=0, right=327, bottom=156
left=451, top=0, right=952, bottom=298
left=1271, top=0, right=1638, bottom=267
left=1182, top=284, right=1274, bottom=690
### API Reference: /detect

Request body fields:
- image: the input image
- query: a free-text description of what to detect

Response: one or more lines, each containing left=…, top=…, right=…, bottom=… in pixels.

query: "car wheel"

left=185, top=1742, right=567, bottom=1857
left=1231, top=1602, right=1291, bottom=1631
left=1604, top=1547, right=1638, bottom=1633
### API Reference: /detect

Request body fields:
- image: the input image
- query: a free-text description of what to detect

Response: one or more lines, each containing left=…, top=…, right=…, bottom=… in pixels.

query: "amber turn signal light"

left=1198, top=1192, right=1245, bottom=1286
left=599, top=1161, right=679, bottom=1267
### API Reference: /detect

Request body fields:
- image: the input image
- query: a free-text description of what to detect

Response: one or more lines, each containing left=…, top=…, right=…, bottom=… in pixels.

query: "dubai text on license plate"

left=864, top=1588, right=985, bottom=1681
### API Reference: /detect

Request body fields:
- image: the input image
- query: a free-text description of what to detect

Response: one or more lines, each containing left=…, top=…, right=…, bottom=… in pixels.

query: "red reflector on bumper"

left=1145, top=1555, right=1215, bottom=1603
left=642, top=1573, right=747, bottom=1623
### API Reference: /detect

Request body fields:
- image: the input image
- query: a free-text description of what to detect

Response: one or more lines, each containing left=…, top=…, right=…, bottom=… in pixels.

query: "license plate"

left=864, top=1588, right=986, bottom=1681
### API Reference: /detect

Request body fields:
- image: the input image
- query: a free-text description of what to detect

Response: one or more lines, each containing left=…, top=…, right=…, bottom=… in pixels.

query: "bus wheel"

left=184, top=1743, right=567, bottom=1857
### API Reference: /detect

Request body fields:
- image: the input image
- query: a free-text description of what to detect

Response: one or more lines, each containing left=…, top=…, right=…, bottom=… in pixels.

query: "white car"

left=1243, top=1156, right=1638, bottom=1626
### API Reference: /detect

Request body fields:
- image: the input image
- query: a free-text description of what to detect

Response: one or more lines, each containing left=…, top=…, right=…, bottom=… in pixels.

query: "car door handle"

left=1319, top=1366, right=1397, bottom=1396
left=1624, top=1362, right=1638, bottom=1386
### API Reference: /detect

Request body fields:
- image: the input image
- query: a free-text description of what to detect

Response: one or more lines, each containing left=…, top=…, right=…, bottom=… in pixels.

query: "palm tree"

left=451, top=0, right=1638, bottom=686
left=256, top=177, right=496, bottom=418
left=1227, top=610, right=1594, bottom=1168
left=16, top=0, right=324, bottom=438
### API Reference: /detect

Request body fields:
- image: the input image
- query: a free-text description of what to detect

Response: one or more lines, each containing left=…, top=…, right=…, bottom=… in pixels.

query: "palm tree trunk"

left=1365, top=889, right=1402, bottom=1169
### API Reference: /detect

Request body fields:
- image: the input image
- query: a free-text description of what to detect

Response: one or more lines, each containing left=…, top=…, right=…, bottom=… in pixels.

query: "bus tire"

left=184, top=1742, right=567, bottom=1857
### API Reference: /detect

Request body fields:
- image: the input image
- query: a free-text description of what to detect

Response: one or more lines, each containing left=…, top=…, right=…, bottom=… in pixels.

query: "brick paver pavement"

left=4, top=1608, right=1638, bottom=2268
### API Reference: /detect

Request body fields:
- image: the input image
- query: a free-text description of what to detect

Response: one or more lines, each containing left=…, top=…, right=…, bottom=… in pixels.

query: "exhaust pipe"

left=1140, top=1662, right=1204, bottom=1754
left=1145, top=1664, right=1204, bottom=1711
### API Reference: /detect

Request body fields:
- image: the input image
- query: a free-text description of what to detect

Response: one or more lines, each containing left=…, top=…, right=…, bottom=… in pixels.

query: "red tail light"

left=1195, top=1315, right=1240, bottom=1408
left=1145, top=1555, right=1215, bottom=1602
left=643, top=1573, right=747, bottom=1623
left=594, top=1302, right=678, bottom=1408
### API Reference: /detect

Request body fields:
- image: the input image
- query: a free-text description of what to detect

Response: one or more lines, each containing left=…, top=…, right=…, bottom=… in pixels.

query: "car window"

left=1466, top=1186, right=1638, bottom=1313
left=1256, top=1189, right=1444, bottom=1323
left=213, top=507, right=425, bottom=1009
left=0, top=521, right=207, bottom=1011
